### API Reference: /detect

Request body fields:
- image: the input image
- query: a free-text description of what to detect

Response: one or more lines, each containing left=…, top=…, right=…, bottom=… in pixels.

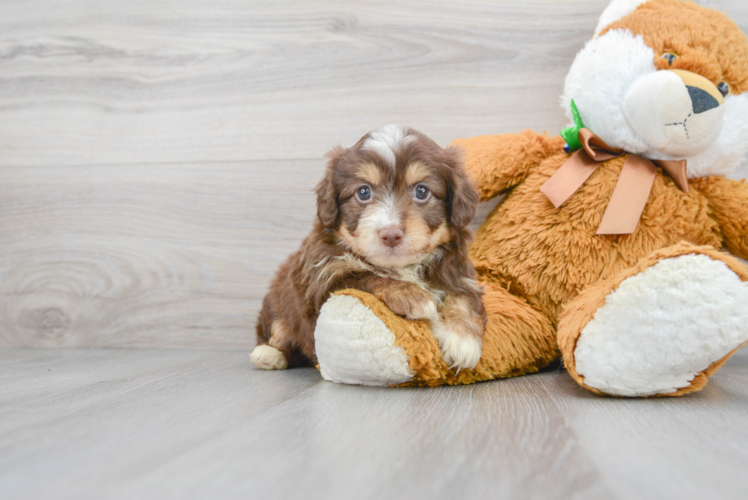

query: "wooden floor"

left=3, top=348, right=748, bottom=500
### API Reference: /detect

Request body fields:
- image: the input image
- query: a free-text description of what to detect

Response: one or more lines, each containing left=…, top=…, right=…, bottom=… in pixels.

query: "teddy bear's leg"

left=315, top=284, right=558, bottom=387
left=474, top=282, right=559, bottom=381
left=558, top=243, right=748, bottom=397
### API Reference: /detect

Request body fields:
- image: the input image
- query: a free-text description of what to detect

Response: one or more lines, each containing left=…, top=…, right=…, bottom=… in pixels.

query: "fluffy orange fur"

left=602, top=0, right=748, bottom=94
left=447, top=125, right=748, bottom=394
left=460, top=133, right=734, bottom=325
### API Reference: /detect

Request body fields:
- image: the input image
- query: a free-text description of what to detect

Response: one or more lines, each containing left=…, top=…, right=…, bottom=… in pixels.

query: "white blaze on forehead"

left=362, top=124, right=415, bottom=168
left=594, top=0, right=649, bottom=36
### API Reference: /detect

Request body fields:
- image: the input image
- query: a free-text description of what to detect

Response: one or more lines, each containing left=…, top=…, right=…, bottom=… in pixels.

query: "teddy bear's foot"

left=559, top=244, right=748, bottom=397
left=315, top=293, right=414, bottom=386
left=315, top=285, right=559, bottom=387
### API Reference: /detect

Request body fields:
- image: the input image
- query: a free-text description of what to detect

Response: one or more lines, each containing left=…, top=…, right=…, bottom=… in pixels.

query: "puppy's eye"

left=413, top=184, right=430, bottom=202
left=718, top=82, right=730, bottom=97
left=355, top=184, right=372, bottom=202
left=662, top=52, right=677, bottom=66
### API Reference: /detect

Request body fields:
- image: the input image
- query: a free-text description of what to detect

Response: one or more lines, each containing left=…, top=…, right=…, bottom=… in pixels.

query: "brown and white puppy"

left=251, top=124, right=486, bottom=372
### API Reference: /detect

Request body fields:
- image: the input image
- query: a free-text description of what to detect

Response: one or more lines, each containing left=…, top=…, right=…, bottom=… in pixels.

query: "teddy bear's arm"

left=693, top=177, right=748, bottom=259
left=450, top=130, right=565, bottom=201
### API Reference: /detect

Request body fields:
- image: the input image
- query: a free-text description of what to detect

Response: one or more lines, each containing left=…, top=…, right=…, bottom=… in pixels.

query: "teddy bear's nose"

left=667, top=69, right=724, bottom=114
left=687, top=86, right=720, bottom=114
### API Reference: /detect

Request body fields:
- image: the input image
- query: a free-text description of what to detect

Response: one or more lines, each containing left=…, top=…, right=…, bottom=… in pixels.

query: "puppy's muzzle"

left=624, top=69, right=725, bottom=158
left=379, top=225, right=404, bottom=248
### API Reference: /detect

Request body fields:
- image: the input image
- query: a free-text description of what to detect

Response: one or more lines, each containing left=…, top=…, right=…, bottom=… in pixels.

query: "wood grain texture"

left=0, top=0, right=747, bottom=348
left=0, top=160, right=323, bottom=348
left=0, top=0, right=606, bottom=166
left=2, top=348, right=748, bottom=500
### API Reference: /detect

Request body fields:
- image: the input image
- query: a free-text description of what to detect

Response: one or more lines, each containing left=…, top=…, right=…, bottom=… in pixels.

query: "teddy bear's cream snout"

left=624, top=69, right=725, bottom=159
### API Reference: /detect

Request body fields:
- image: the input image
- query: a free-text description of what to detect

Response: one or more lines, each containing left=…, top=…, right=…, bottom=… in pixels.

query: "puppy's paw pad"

left=439, top=333, right=482, bottom=370
left=250, top=345, right=288, bottom=370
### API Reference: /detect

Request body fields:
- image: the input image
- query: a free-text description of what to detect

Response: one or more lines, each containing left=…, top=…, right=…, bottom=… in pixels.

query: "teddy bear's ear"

left=594, top=0, right=652, bottom=36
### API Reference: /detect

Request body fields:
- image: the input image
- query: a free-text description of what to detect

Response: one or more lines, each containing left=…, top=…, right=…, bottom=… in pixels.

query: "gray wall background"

left=2, top=0, right=746, bottom=349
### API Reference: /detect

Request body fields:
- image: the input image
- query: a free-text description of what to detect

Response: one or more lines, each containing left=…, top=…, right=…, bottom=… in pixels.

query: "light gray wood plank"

left=3, top=0, right=743, bottom=168
left=0, top=349, right=609, bottom=500
left=0, top=160, right=324, bottom=348
left=0, top=0, right=609, bottom=166
left=542, top=351, right=748, bottom=500
left=3, top=349, right=748, bottom=500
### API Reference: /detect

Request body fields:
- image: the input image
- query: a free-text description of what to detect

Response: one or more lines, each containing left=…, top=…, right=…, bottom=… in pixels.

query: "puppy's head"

left=315, top=124, right=478, bottom=268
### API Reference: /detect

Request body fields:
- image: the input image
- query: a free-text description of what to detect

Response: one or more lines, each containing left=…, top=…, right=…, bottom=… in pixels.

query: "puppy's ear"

left=445, top=146, right=479, bottom=228
left=315, top=147, right=344, bottom=228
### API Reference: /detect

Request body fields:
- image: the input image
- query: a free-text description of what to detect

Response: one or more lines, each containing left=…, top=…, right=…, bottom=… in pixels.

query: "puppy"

left=251, top=124, right=486, bottom=372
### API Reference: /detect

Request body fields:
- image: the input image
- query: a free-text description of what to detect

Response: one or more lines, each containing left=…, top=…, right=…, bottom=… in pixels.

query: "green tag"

left=560, top=99, right=585, bottom=152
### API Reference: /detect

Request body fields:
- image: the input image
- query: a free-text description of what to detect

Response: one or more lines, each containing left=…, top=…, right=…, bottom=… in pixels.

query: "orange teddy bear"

left=314, top=0, right=748, bottom=397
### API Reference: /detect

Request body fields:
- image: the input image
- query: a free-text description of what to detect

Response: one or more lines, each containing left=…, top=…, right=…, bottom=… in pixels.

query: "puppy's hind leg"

left=250, top=320, right=290, bottom=370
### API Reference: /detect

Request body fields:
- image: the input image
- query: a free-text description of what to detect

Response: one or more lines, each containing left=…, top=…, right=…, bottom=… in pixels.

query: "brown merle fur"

left=256, top=127, right=485, bottom=367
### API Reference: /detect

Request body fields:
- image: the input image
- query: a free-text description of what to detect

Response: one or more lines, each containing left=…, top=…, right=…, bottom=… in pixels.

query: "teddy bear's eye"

left=717, top=82, right=730, bottom=97
left=661, top=52, right=678, bottom=66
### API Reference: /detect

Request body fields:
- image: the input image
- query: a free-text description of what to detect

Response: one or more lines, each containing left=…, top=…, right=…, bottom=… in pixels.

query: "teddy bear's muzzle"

left=623, top=69, right=725, bottom=159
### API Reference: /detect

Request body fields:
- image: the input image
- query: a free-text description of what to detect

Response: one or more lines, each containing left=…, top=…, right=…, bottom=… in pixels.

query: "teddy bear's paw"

left=431, top=320, right=483, bottom=370
left=574, top=254, right=748, bottom=396
left=315, top=294, right=414, bottom=386
left=249, top=345, right=288, bottom=370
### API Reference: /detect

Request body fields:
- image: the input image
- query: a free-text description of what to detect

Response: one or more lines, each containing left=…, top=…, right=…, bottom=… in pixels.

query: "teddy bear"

left=313, top=0, right=748, bottom=397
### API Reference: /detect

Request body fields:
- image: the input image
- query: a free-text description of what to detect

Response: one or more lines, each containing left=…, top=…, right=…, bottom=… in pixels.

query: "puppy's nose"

left=379, top=225, right=404, bottom=248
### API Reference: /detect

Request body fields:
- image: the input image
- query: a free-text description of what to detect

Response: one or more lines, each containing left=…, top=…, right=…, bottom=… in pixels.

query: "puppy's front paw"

left=435, top=328, right=483, bottom=370
left=250, top=345, right=288, bottom=370
left=383, top=286, right=437, bottom=320
left=404, top=292, right=438, bottom=320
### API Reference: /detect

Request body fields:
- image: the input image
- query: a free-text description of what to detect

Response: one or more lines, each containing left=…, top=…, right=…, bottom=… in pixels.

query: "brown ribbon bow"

left=540, top=128, right=689, bottom=235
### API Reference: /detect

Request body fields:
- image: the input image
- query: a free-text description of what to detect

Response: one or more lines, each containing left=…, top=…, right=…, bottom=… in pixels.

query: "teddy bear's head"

left=562, top=0, right=748, bottom=177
